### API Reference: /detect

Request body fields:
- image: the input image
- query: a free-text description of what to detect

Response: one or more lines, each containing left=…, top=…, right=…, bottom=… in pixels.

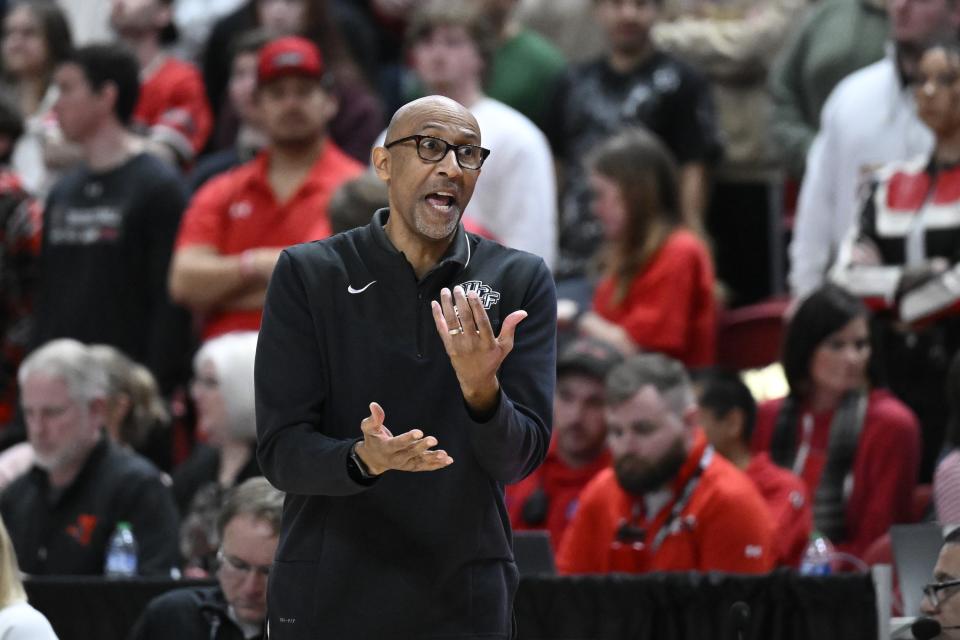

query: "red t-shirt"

left=133, top=57, right=213, bottom=162
left=505, top=445, right=611, bottom=551
left=745, top=452, right=812, bottom=566
left=175, top=143, right=364, bottom=338
left=751, top=389, right=920, bottom=558
left=592, top=229, right=716, bottom=368
left=557, top=431, right=775, bottom=575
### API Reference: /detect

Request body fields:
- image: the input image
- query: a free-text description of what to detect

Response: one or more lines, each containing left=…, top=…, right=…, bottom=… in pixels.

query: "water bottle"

left=104, top=521, right=138, bottom=578
left=799, top=531, right=834, bottom=575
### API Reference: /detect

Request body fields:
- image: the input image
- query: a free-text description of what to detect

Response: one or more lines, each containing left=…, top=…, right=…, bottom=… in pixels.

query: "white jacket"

left=788, top=49, right=934, bottom=298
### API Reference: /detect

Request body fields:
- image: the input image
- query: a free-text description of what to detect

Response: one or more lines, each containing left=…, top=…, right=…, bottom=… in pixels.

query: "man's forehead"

left=390, top=98, right=481, bottom=141
left=936, top=543, right=960, bottom=579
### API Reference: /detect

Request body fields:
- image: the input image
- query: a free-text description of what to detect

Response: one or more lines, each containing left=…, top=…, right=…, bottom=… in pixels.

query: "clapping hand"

left=354, top=402, right=453, bottom=475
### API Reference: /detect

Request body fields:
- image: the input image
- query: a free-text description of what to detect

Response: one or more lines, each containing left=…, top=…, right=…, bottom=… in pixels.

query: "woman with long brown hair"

left=576, top=128, right=717, bottom=367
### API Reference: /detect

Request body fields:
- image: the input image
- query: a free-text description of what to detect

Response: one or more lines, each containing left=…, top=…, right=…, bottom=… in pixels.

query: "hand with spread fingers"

left=354, top=402, right=454, bottom=475
left=431, top=285, right=528, bottom=413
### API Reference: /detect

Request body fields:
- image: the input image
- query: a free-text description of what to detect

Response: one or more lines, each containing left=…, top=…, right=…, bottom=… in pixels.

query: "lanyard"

left=614, top=445, right=714, bottom=553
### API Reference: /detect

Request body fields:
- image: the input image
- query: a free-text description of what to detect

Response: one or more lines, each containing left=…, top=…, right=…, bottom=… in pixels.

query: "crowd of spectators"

left=1, top=0, right=960, bottom=635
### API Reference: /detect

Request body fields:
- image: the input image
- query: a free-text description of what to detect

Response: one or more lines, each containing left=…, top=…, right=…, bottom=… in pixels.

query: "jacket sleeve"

left=144, top=176, right=193, bottom=394
left=788, top=113, right=839, bottom=298
left=697, top=483, right=776, bottom=573
left=841, top=399, right=920, bottom=558
left=255, top=249, right=372, bottom=496
left=652, top=0, right=805, bottom=81
left=464, top=259, right=556, bottom=484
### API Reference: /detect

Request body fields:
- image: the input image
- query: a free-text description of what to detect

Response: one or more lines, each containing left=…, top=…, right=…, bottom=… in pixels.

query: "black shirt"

left=255, top=209, right=556, bottom=639
left=129, top=585, right=259, bottom=640
left=32, top=152, right=193, bottom=393
left=0, top=438, right=180, bottom=576
left=545, top=52, right=722, bottom=279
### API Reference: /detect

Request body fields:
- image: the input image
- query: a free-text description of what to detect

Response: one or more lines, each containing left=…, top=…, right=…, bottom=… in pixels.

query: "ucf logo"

left=459, top=280, right=501, bottom=309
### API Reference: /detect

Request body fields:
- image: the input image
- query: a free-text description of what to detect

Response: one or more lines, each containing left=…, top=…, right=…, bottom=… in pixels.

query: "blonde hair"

left=0, top=517, right=26, bottom=608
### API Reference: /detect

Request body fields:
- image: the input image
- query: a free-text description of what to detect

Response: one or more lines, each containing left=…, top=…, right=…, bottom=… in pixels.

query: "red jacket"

left=752, top=389, right=920, bottom=558
left=592, top=229, right=716, bottom=368
left=506, top=444, right=611, bottom=550
left=745, top=452, right=812, bottom=566
left=557, top=431, right=775, bottom=575
left=133, top=57, right=213, bottom=162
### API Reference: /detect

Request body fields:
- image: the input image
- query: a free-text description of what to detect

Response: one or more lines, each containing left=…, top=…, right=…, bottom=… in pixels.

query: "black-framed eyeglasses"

left=923, top=578, right=960, bottom=609
left=384, top=135, right=490, bottom=170
left=216, top=549, right=272, bottom=579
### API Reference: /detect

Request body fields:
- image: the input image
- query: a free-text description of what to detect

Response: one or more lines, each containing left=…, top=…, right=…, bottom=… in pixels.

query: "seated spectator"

left=169, top=36, right=363, bottom=340
left=189, top=29, right=270, bottom=192
left=557, top=353, right=775, bottom=575
left=202, top=0, right=383, bottom=163
left=1, top=0, right=77, bottom=198
left=544, top=0, right=721, bottom=281
left=787, top=0, right=960, bottom=299
left=573, top=129, right=716, bottom=368
left=31, top=43, right=193, bottom=396
left=506, top=337, right=621, bottom=549
left=0, top=339, right=180, bottom=575
left=394, top=0, right=557, bottom=267
left=918, top=523, right=960, bottom=634
left=111, top=0, right=214, bottom=166
left=0, top=516, right=57, bottom=639
left=832, top=39, right=960, bottom=481
left=88, top=344, right=172, bottom=472
left=934, top=351, right=960, bottom=523
left=696, top=368, right=812, bottom=566
left=0, top=93, right=39, bottom=430
left=130, top=477, right=282, bottom=640
left=328, top=172, right=388, bottom=235
left=751, top=284, right=921, bottom=559
left=173, top=332, right=261, bottom=574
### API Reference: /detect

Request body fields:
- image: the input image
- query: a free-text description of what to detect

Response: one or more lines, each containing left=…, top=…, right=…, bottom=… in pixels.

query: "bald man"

left=254, top=95, right=557, bottom=639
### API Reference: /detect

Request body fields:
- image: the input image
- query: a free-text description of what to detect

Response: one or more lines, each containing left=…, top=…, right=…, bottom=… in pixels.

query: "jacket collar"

left=365, top=208, right=473, bottom=284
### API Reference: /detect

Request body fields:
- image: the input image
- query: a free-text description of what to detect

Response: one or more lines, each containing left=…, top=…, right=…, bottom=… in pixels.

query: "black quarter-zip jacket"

left=255, top=209, right=556, bottom=640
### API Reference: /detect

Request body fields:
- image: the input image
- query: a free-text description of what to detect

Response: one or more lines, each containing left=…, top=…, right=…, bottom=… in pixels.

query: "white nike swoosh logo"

left=347, top=281, right=377, bottom=294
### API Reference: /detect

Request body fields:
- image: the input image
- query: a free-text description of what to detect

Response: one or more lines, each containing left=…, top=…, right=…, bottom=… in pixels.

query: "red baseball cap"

left=257, top=36, right=325, bottom=85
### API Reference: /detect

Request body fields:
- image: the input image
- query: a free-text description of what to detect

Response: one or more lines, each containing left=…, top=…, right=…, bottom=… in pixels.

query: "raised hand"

left=431, top=286, right=527, bottom=413
left=354, top=402, right=453, bottom=475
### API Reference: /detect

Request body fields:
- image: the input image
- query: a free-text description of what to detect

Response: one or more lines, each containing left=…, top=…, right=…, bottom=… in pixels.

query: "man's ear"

left=372, top=146, right=391, bottom=182
left=99, top=81, right=119, bottom=118
left=87, top=397, right=108, bottom=433
left=682, top=404, right=699, bottom=430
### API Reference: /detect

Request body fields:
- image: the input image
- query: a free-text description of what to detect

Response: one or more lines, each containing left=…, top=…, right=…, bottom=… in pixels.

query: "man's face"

left=606, top=385, right=689, bottom=496
left=554, top=373, right=608, bottom=464
left=257, top=0, right=305, bottom=36
left=411, top=25, right=485, bottom=94
left=889, top=0, right=960, bottom=45
left=375, top=102, right=482, bottom=243
left=218, top=514, right=279, bottom=626
left=698, top=406, right=740, bottom=461
left=22, top=373, right=102, bottom=473
left=594, top=0, right=659, bottom=58
left=229, top=52, right=262, bottom=128
left=110, top=0, right=168, bottom=37
left=256, top=75, right=335, bottom=149
left=53, top=63, right=110, bottom=143
left=920, top=543, right=960, bottom=639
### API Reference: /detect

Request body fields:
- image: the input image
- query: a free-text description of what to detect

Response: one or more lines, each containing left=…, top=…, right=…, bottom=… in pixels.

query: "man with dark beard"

left=556, top=353, right=775, bottom=574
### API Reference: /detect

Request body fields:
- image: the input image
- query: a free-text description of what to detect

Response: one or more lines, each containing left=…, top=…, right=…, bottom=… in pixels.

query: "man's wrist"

left=351, top=441, right=381, bottom=477
left=462, top=379, right=501, bottom=421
